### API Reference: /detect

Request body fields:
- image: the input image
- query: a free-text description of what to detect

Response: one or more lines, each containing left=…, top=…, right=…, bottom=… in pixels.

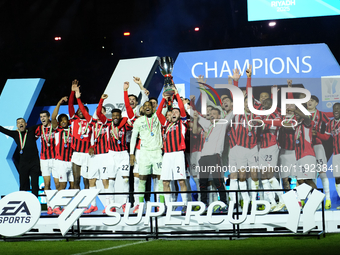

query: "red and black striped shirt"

left=326, top=119, right=340, bottom=155
left=55, top=127, right=73, bottom=162
left=294, top=120, right=316, bottom=160
left=90, top=119, right=110, bottom=154
left=108, top=118, right=133, bottom=152
left=190, top=128, right=204, bottom=153
left=278, top=115, right=297, bottom=150
left=310, top=109, right=330, bottom=145
left=70, top=116, right=93, bottom=153
left=35, top=124, right=56, bottom=160
left=163, top=119, right=188, bottom=153
left=229, top=113, right=259, bottom=149
left=259, top=113, right=280, bottom=148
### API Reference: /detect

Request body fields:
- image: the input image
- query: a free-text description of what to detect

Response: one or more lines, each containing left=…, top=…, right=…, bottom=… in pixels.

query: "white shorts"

left=333, top=154, right=340, bottom=178
left=278, top=149, right=296, bottom=178
left=40, top=159, right=57, bottom=178
left=314, top=144, right=327, bottom=173
left=108, top=150, right=130, bottom=178
left=259, top=144, right=279, bottom=170
left=295, top=155, right=317, bottom=180
left=229, top=145, right=259, bottom=172
left=161, top=151, right=186, bottom=181
left=71, top=152, right=89, bottom=167
left=189, top=151, right=200, bottom=177
left=137, top=149, right=163, bottom=176
left=88, top=153, right=110, bottom=180
left=54, top=159, right=74, bottom=183
left=71, top=152, right=90, bottom=178
left=133, top=149, right=140, bottom=174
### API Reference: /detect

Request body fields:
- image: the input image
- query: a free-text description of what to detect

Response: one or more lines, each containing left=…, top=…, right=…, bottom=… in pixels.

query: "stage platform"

left=16, top=206, right=340, bottom=240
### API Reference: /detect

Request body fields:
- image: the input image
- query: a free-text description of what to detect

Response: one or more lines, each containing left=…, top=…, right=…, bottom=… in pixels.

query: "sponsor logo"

left=46, top=189, right=100, bottom=236
left=0, top=191, right=41, bottom=237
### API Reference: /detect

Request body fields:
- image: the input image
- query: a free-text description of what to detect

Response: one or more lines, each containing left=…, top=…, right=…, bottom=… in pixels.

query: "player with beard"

left=130, top=99, right=164, bottom=212
left=68, top=80, right=93, bottom=190
left=97, top=82, right=135, bottom=213
left=156, top=88, right=188, bottom=211
left=0, top=118, right=40, bottom=197
left=35, top=110, right=57, bottom=214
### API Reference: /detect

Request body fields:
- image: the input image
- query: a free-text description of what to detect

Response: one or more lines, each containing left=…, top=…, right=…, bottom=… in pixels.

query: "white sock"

left=336, top=183, right=340, bottom=198
left=269, top=177, right=284, bottom=203
left=193, top=177, right=200, bottom=201
left=320, top=177, right=331, bottom=200
left=239, top=181, right=250, bottom=203
left=45, top=190, right=51, bottom=208
left=229, top=179, right=238, bottom=202
left=262, top=180, right=276, bottom=205
left=110, top=179, right=116, bottom=204
left=133, top=177, right=140, bottom=206
left=89, top=186, right=97, bottom=207
left=104, top=188, right=113, bottom=207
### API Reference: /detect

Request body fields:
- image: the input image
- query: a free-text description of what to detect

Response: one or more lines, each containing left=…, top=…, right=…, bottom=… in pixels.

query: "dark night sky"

left=1, top=0, right=340, bottom=106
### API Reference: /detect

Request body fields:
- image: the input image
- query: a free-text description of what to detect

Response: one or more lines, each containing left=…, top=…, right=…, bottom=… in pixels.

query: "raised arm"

left=156, top=97, right=167, bottom=125
left=174, top=89, right=186, bottom=119
left=96, top=94, right=108, bottom=124
left=75, top=89, right=92, bottom=122
left=124, top=82, right=135, bottom=119
left=133, top=76, right=149, bottom=105
left=246, top=65, right=252, bottom=95
left=287, top=79, right=294, bottom=99
left=68, top=79, right=79, bottom=117
left=52, top=96, right=68, bottom=129
left=292, top=107, right=311, bottom=126
left=192, top=111, right=202, bottom=134
left=0, top=126, right=16, bottom=137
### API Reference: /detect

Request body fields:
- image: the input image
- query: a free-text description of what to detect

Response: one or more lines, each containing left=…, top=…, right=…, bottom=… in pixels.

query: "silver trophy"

left=159, top=56, right=176, bottom=98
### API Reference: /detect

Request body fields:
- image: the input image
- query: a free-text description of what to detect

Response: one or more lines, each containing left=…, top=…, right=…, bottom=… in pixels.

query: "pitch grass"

left=0, top=234, right=339, bottom=255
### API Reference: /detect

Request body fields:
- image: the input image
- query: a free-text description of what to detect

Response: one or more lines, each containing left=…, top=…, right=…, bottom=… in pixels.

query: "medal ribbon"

left=95, top=122, right=103, bottom=139
left=244, top=111, right=253, bottom=132
left=296, top=125, right=302, bottom=141
left=333, top=119, right=340, bottom=132
left=284, top=114, right=295, bottom=124
left=78, top=121, right=89, bottom=136
left=145, top=114, right=154, bottom=134
left=111, top=122, right=119, bottom=140
left=166, top=122, right=176, bottom=134
left=18, top=130, right=28, bottom=151
left=312, top=110, right=317, bottom=122
left=63, top=128, right=70, bottom=145
left=42, top=125, right=52, bottom=145
left=205, top=125, right=214, bottom=140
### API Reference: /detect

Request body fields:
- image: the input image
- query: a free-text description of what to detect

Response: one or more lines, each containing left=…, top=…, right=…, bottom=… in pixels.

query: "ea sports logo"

left=0, top=191, right=41, bottom=237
